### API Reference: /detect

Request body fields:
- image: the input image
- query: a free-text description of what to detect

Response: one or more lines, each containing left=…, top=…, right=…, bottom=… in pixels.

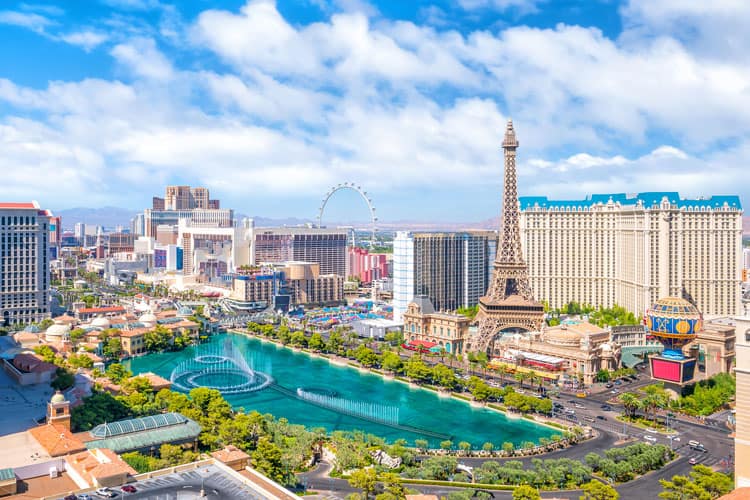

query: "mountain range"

left=53, top=207, right=750, bottom=235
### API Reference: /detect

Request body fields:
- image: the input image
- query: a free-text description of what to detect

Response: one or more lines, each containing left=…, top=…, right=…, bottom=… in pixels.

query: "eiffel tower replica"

left=468, top=120, right=545, bottom=354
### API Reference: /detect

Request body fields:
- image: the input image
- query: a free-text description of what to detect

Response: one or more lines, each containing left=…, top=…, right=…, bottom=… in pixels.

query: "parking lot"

left=102, top=465, right=273, bottom=499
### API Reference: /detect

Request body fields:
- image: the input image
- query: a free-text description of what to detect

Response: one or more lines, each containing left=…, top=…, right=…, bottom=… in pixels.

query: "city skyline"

left=0, top=0, right=747, bottom=221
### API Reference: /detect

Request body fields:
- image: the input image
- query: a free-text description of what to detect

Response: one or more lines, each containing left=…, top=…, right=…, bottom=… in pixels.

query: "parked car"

left=78, top=495, right=92, bottom=500
left=63, top=495, right=77, bottom=500
left=95, top=487, right=117, bottom=498
left=564, top=409, right=576, bottom=415
left=689, top=458, right=697, bottom=465
left=614, top=380, right=622, bottom=385
left=605, top=383, right=614, bottom=388
left=596, top=415, right=607, bottom=421
left=574, top=403, right=584, bottom=409
left=610, top=389, right=619, bottom=394
left=121, top=486, right=136, bottom=493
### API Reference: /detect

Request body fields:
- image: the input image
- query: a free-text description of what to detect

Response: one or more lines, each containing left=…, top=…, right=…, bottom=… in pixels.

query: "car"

left=646, top=428, right=658, bottom=434
left=95, top=487, right=117, bottom=498
left=121, top=486, right=136, bottom=493
left=564, top=409, right=575, bottom=414
left=610, top=389, right=619, bottom=394
left=78, top=495, right=92, bottom=500
left=614, top=380, right=622, bottom=385
left=583, top=416, right=595, bottom=422
left=566, top=415, right=577, bottom=421
left=63, top=495, right=77, bottom=500
left=689, top=458, right=697, bottom=465
left=596, top=415, right=607, bottom=421
left=568, top=400, right=577, bottom=404
left=672, top=437, right=681, bottom=442
left=605, top=383, right=614, bottom=388
left=600, top=404, right=611, bottom=410
left=644, top=435, right=657, bottom=442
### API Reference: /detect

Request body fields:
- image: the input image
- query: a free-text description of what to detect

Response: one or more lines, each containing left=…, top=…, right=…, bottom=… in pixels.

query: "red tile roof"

left=66, top=448, right=136, bottom=481
left=12, top=353, right=58, bottom=374
left=29, top=424, right=86, bottom=457
left=211, top=445, right=249, bottom=463
left=77, top=306, right=126, bottom=314
left=0, top=202, right=37, bottom=209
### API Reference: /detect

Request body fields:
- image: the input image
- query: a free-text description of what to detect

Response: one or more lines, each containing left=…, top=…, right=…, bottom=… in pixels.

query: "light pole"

left=667, top=434, right=674, bottom=452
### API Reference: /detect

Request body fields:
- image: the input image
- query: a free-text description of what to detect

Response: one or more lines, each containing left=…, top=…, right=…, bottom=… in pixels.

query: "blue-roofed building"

left=518, top=192, right=743, bottom=317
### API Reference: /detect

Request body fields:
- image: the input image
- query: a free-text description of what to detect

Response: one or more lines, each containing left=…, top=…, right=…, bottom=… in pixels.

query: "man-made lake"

left=126, top=333, right=556, bottom=448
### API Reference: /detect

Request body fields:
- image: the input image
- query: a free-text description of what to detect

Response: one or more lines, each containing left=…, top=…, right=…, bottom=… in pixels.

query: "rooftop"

left=520, top=192, right=742, bottom=210
left=0, top=202, right=38, bottom=210
left=84, top=412, right=201, bottom=454
left=211, top=445, right=250, bottom=464
left=90, top=412, right=188, bottom=439
left=29, top=424, right=87, bottom=457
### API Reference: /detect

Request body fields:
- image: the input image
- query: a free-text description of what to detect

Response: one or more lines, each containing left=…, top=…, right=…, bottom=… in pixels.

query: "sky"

left=0, top=0, right=748, bottom=223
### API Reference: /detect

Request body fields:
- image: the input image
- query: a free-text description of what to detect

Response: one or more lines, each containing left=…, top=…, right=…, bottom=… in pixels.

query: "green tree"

left=326, top=330, right=344, bottom=353
left=102, top=337, right=123, bottom=359
left=70, top=328, right=86, bottom=345
left=51, top=367, right=75, bottom=390
left=482, top=442, right=494, bottom=453
left=68, top=353, right=94, bottom=369
left=252, top=437, right=287, bottom=484
left=381, top=351, right=403, bottom=374
left=431, top=363, right=458, bottom=390
left=383, top=331, right=403, bottom=346
left=348, top=468, right=378, bottom=500
left=144, top=325, right=172, bottom=352
left=308, top=332, right=325, bottom=351
left=580, top=480, right=619, bottom=500
left=659, top=465, right=732, bottom=500
left=290, top=330, right=307, bottom=347
left=354, top=345, right=379, bottom=367
left=502, top=442, right=515, bottom=454
left=414, top=439, right=429, bottom=452
left=33, top=345, right=56, bottom=363
left=513, top=485, right=541, bottom=500
left=106, top=363, right=132, bottom=383
left=440, top=440, right=453, bottom=451
left=458, top=441, right=471, bottom=455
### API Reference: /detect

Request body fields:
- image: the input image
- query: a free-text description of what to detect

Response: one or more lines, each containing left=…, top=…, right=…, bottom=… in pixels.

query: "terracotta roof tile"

left=29, top=425, right=86, bottom=457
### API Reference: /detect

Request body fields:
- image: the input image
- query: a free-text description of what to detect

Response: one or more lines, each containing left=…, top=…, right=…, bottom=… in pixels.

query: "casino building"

left=647, top=297, right=735, bottom=386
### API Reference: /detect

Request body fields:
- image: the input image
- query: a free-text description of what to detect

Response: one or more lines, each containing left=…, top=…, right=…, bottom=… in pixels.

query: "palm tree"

left=514, top=372, right=525, bottom=389
left=620, top=393, right=641, bottom=419
left=497, top=364, right=509, bottom=385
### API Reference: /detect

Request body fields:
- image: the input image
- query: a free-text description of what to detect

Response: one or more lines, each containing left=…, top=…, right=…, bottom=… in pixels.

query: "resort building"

left=402, top=296, right=471, bottom=355
left=348, top=247, right=389, bottom=283
left=392, top=231, right=497, bottom=321
left=0, top=201, right=52, bottom=326
left=735, top=315, right=750, bottom=487
left=251, top=225, right=348, bottom=277
left=490, top=321, right=621, bottom=385
left=282, top=261, right=344, bottom=306
left=519, top=192, right=743, bottom=317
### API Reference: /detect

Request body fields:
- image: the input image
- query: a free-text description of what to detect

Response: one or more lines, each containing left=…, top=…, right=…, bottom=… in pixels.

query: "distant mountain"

left=55, top=207, right=139, bottom=230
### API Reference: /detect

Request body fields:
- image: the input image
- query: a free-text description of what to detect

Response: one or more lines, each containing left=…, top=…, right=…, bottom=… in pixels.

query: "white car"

left=672, top=437, right=681, bottom=442
left=95, top=488, right=117, bottom=498
left=574, top=403, right=584, bottom=409
left=646, top=428, right=658, bottom=434
left=644, top=435, right=657, bottom=442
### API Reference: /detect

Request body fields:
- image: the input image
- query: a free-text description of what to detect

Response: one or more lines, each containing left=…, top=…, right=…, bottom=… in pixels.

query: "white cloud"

left=0, top=10, right=53, bottom=32
left=0, top=0, right=749, bottom=216
left=457, top=0, right=542, bottom=14
left=60, top=30, right=108, bottom=51
left=110, top=37, right=173, bottom=80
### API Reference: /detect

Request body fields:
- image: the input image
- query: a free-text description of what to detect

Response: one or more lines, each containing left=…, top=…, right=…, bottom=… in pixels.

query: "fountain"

left=170, top=338, right=273, bottom=394
left=296, top=387, right=400, bottom=426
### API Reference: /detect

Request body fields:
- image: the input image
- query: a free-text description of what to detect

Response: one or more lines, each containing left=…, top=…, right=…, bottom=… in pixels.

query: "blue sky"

left=0, top=0, right=747, bottom=223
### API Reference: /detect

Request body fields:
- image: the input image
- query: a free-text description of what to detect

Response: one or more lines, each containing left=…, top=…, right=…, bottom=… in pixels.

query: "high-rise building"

left=0, top=202, right=51, bottom=326
left=744, top=248, right=750, bottom=273
left=519, top=192, right=743, bottom=317
left=131, top=213, right=145, bottom=237
left=391, top=231, right=497, bottom=321
left=143, top=185, right=231, bottom=238
left=348, top=247, right=388, bottom=283
left=251, top=227, right=348, bottom=277
left=734, top=315, right=750, bottom=487
left=48, top=215, right=61, bottom=260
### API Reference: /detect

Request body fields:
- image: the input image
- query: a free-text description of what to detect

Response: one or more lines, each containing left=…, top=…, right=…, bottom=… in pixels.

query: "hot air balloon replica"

left=646, top=297, right=701, bottom=385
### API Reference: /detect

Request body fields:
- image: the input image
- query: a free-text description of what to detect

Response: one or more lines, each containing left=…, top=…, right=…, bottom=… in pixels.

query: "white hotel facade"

left=519, top=192, right=743, bottom=317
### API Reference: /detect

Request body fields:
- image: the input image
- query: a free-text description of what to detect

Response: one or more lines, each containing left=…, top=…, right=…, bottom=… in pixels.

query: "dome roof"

left=91, top=316, right=111, bottom=328
left=50, top=391, right=66, bottom=404
left=646, top=296, right=702, bottom=337
left=139, top=313, right=157, bottom=325
left=545, top=325, right=583, bottom=347
left=45, top=323, right=71, bottom=338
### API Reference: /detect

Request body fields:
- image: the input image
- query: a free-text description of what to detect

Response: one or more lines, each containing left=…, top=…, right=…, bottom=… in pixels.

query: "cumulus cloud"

left=59, top=30, right=108, bottom=51
left=0, top=10, right=54, bottom=32
left=0, top=0, right=748, bottom=218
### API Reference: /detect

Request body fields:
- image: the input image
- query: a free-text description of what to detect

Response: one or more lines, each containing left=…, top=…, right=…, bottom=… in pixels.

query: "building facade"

left=348, top=247, right=388, bottom=283
left=735, top=316, right=750, bottom=487
left=392, top=231, right=497, bottom=321
left=402, top=296, right=471, bottom=355
left=519, top=193, right=743, bottom=317
left=0, top=202, right=51, bottom=326
left=251, top=227, right=348, bottom=277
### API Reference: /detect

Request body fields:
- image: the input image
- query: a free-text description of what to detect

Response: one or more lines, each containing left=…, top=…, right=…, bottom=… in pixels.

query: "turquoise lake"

left=125, top=333, right=556, bottom=448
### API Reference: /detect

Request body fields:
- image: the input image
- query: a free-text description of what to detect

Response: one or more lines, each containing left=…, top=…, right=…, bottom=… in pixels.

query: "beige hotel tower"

left=519, top=193, right=743, bottom=317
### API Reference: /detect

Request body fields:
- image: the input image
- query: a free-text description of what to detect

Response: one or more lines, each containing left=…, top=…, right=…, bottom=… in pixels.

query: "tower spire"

left=467, top=120, right=544, bottom=355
